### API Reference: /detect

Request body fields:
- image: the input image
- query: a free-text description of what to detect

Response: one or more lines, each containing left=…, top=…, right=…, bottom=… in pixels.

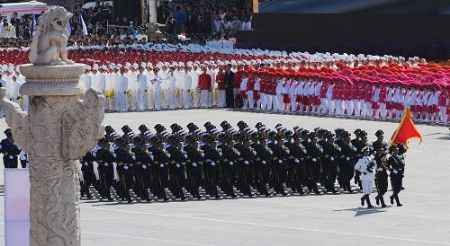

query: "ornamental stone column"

left=0, top=7, right=104, bottom=246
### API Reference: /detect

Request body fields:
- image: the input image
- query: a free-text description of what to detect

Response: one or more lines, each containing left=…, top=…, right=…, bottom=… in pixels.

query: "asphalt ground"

left=1, top=109, right=450, bottom=246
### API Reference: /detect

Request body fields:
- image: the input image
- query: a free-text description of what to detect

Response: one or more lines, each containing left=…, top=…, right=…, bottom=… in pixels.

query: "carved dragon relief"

left=61, top=89, right=105, bottom=161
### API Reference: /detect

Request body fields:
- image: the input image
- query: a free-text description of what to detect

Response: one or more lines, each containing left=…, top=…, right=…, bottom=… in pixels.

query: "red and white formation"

left=0, top=44, right=448, bottom=124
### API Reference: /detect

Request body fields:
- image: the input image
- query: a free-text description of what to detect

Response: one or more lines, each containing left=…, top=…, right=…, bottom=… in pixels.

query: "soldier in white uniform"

left=157, top=63, right=170, bottom=109
left=174, top=62, right=185, bottom=109
left=118, top=67, right=129, bottom=112
left=137, top=65, right=149, bottom=111
left=81, top=66, right=92, bottom=90
left=153, top=67, right=163, bottom=111
left=183, top=65, right=193, bottom=109
left=355, top=147, right=376, bottom=208
left=189, top=63, right=200, bottom=108
left=167, top=66, right=177, bottom=110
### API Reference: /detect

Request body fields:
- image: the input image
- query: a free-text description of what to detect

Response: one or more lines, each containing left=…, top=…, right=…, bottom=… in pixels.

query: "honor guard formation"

left=69, top=121, right=406, bottom=208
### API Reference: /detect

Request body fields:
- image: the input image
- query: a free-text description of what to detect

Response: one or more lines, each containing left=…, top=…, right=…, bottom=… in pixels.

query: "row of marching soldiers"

left=79, top=121, right=406, bottom=206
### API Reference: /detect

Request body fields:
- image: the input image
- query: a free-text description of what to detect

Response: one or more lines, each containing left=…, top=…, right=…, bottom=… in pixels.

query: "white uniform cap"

left=92, top=64, right=99, bottom=70
left=101, top=65, right=107, bottom=70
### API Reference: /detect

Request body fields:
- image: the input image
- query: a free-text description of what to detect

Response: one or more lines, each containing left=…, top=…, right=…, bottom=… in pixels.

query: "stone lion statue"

left=29, top=6, right=75, bottom=65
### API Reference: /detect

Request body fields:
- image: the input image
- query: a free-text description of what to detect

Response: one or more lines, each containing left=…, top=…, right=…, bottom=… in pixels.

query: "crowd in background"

left=0, top=0, right=252, bottom=48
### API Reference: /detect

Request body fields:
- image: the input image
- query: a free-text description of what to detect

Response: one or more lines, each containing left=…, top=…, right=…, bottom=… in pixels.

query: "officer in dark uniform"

left=374, top=147, right=388, bottom=207
left=166, top=135, right=187, bottom=200
left=388, top=145, right=404, bottom=206
left=203, top=135, right=222, bottom=199
left=152, top=136, right=171, bottom=201
left=95, top=138, right=115, bottom=201
left=114, top=138, right=135, bottom=203
left=132, top=136, right=153, bottom=202
left=184, top=134, right=204, bottom=199
left=80, top=150, right=96, bottom=199
left=0, top=128, right=20, bottom=168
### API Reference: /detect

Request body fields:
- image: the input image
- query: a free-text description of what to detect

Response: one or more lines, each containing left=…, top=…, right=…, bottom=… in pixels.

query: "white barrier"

left=4, top=168, right=30, bottom=246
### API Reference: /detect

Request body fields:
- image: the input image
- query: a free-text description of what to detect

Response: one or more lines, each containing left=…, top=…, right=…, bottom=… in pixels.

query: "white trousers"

left=154, top=89, right=162, bottom=110
left=361, top=179, right=374, bottom=195
left=183, top=90, right=191, bottom=109
left=246, top=91, right=254, bottom=109
left=201, top=90, right=209, bottom=108
left=168, top=88, right=176, bottom=109
left=137, top=90, right=148, bottom=111
left=218, top=90, right=226, bottom=108
left=118, top=92, right=128, bottom=112
left=440, top=106, right=448, bottom=123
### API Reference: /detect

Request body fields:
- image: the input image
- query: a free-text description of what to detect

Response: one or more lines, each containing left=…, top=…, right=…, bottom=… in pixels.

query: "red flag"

left=390, top=108, right=423, bottom=148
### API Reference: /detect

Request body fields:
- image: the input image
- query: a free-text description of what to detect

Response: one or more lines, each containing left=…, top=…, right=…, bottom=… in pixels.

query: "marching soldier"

left=132, top=136, right=153, bottom=202
left=319, top=132, right=338, bottom=193
left=305, top=132, right=323, bottom=194
left=287, top=132, right=307, bottom=194
left=270, top=134, right=289, bottom=196
left=203, top=135, right=222, bottom=199
left=218, top=134, right=239, bottom=198
left=80, top=150, right=96, bottom=199
left=114, top=138, right=135, bottom=203
left=95, top=138, right=115, bottom=201
left=355, top=147, right=376, bottom=208
left=388, top=145, right=405, bottom=206
left=338, top=131, right=356, bottom=193
left=166, top=135, right=187, bottom=200
left=236, top=134, right=257, bottom=197
left=374, top=147, right=388, bottom=207
left=152, top=136, right=171, bottom=201
left=254, top=132, right=272, bottom=196
left=184, top=134, right=204, bottom=199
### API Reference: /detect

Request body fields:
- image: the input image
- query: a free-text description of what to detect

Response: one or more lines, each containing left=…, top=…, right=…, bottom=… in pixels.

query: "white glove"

left=262, top=160, right=266, bottom=165
left=278, top=160, right=282, bottom=164
left=245, top=161, right=249, bottom=165
left=330, top=157, right=334, bottom=161
left=84, top=162, right=89, bottom=166
left=211, top=161, right=215, bottom=166
left=295, top=159, right=299, bottom=163
left=229, top=161, right=234, bottom=166
left=312, top=158, right=317, bottom=162
left=142, top=165, right=147, bottom=169
left=123, top=166, right=129, bottom=170
left=393, top=170, right=398, bottom=174
left=176, top=164, right=180, bottom=168
left=346, top=157, right=350, bottom=161
left=160, top=164, right=164, bottom=167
